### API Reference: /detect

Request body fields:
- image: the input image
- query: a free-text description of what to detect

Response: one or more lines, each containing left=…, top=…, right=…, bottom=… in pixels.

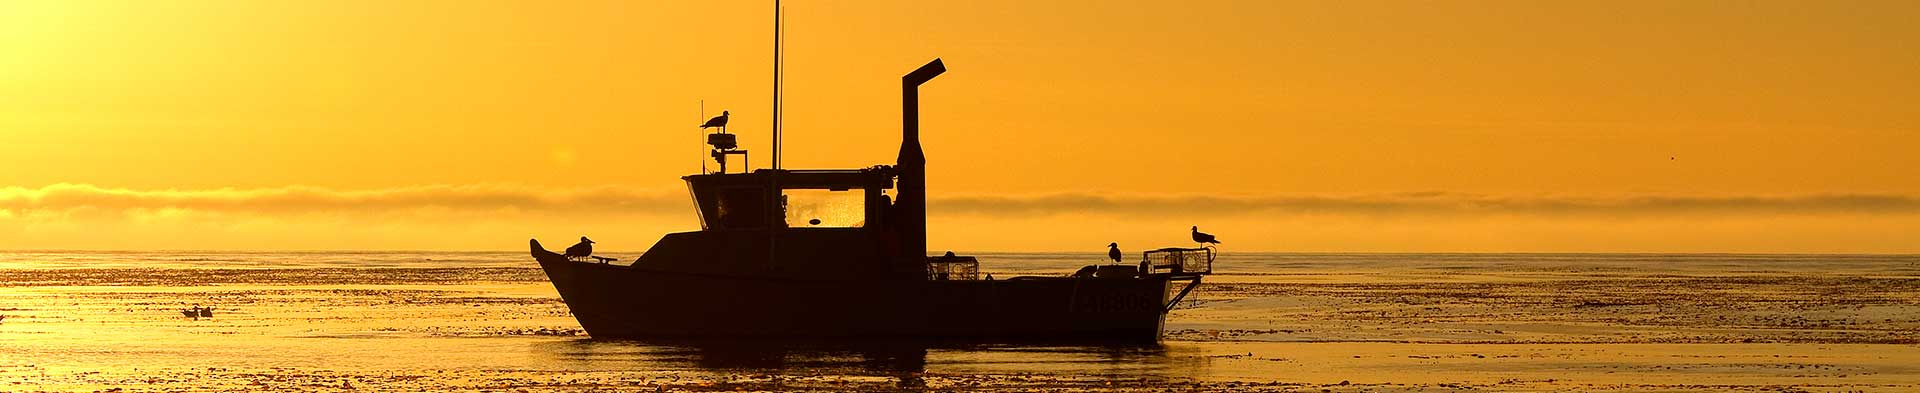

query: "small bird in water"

left=565, top=236, right=595, bottom=260
left=700, top=111, right=729, bottom=129
left=1191, top=226, right=1221, bottom=244
left=181, top=305, right=212, bottom=319
left=1107, top=242, right=1122, bottom=264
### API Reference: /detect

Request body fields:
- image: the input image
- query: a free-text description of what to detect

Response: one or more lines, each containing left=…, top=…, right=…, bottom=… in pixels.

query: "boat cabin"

left=619, top=166, right=914, bottom=281
left=683, top=167, right=898, bottom=231
left=683, top=167, right=896, bottom=231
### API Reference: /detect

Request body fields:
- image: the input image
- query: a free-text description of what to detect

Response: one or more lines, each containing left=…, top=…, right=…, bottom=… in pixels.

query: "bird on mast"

left=700, top=111, right=730, bottom=131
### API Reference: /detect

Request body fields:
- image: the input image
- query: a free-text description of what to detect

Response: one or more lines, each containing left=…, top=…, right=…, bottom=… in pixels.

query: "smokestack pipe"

left=896, top=59, right=945, bottom=269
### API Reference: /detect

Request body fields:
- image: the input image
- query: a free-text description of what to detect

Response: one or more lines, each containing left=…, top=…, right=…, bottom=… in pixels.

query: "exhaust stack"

left=896, top=59, right=946, bottom=267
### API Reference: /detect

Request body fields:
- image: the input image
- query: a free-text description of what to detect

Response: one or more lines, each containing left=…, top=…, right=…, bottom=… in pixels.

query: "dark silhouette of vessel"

left=530, top=59, right=1211, bottom=342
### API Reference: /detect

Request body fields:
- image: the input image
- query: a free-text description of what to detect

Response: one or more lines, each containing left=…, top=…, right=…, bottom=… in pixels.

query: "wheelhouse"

left=684, top=167, right=897, bottom=232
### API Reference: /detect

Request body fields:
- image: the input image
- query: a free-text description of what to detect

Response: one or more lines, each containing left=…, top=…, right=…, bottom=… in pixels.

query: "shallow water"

left=4, top=251, right=1919, bottom=391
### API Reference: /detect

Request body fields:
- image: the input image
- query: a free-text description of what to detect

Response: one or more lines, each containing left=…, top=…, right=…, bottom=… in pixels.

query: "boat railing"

left=1140, top=247, right=1213, bottom=276
left=926, top=255, right=979, bottom=281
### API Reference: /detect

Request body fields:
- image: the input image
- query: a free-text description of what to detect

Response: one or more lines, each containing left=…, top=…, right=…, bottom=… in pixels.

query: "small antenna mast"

left=771, top=0, right=782, bottom=171
left=699, top=100, right=707, bottom=174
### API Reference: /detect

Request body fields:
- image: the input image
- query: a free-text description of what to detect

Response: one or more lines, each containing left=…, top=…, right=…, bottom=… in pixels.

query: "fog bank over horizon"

left=4, top=183, right=1916, bottom=253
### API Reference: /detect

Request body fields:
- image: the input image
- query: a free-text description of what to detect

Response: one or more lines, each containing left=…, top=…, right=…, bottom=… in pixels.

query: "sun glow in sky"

left=2, top=1, right=1917, bottom=252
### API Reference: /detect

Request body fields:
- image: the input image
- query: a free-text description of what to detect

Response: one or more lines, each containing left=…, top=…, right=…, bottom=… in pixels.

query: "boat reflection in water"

left=534, top=338, right=1199, bottom=389
left=540, top=339, right=933, bottom=372
left=530, top=59, right=1211, bottom=343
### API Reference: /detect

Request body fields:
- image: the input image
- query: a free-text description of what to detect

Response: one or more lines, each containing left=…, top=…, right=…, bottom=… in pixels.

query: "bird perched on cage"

left=1108, top=243, right=1122, bottom=264
left=565, top=236, right=595, bottom=260
left=700, top=111, right=729, bottom=129
left=1191, top=226, right=1220, bottom=244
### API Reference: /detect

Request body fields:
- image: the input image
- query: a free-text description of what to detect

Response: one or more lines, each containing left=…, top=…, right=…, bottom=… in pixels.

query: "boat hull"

left=537, top=258, right=1172, bottom=343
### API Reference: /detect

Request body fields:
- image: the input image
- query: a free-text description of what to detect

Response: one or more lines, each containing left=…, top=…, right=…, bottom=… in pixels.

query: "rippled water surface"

left=4, top=251, right=1920, bottom=391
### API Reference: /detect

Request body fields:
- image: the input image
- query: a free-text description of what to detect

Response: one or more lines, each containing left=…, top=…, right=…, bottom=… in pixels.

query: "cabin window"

left=687, top=186, right=708, bottom=229
left=715, top=187, right=766, bottom=229
left=783, top=189, right=865, bottom=228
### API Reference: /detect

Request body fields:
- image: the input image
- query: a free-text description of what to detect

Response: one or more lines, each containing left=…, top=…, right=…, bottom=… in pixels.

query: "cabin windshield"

left=715, top=187, right=768, bottom=229
left=684, top=168, right=894, bottom=231
left=784, top=189, right=867, bottom=228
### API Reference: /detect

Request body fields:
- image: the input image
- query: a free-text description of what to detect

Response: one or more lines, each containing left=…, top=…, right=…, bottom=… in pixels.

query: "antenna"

left=779, top=4, right=786, bottom=169
left=771, top=0, right=783, bottom=170
left=699, top=100, right=707, bottom=174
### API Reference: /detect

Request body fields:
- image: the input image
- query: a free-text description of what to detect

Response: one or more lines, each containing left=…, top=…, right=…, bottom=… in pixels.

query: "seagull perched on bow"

left=1108, top=243, right=1123, bottom=264
left=564, top=236, right=595, bottom=260
left=1191, top=226, right=1220, bottom=244
left=700, top=111, right=729, bottom=129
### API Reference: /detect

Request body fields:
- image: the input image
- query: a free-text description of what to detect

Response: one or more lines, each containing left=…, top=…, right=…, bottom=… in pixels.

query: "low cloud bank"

left=5, top=184, right=1919, bottom=218
left=4, top=184, right=1918, bottom=252
left=0, top=183, right=686, bottom=215
left=937, top=192, right=1920, bottom=217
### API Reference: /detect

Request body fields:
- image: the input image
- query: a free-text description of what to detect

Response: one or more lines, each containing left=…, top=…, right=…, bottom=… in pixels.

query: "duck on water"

left=181, top=306, right=213, bottom=319
left=529, top=59, right=1214, bottom=343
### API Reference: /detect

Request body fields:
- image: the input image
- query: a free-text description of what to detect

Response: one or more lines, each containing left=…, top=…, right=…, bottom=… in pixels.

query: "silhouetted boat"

left=530, top=59, right=1211, bottom=343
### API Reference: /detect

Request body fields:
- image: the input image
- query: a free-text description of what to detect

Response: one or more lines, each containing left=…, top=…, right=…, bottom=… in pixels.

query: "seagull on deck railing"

left=565, top=236, right=595, bottom=261
left=1191, top=226, right=1221, bottom=245
left=1108, top=243, right=1123, bottom=264
left=700, top=111, right=729, bottom=129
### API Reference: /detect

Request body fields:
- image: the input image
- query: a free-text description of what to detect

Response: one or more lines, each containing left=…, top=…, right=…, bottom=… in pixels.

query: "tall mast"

left=767, top=0, right=783, bottom=269
left=771, top=0, right=782, bottom=170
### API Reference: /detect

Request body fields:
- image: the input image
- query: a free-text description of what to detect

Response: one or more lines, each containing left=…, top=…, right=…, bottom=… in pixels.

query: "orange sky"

left=3, top=1, right=1917, bottom=252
